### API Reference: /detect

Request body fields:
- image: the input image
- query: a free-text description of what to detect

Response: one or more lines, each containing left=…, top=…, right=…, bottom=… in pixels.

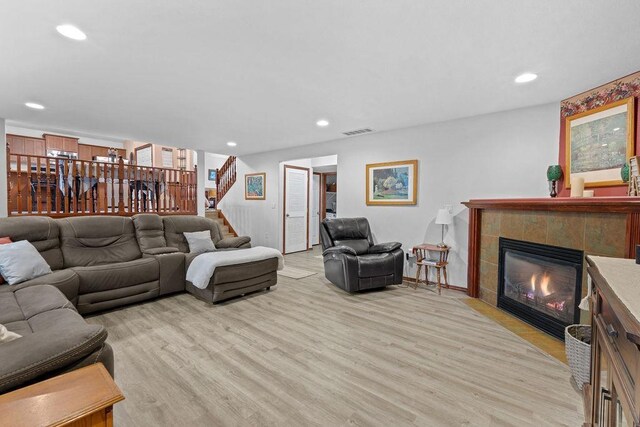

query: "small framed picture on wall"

left=366, top=160, right=418, bottom=205
left=208, top=169, right=217, bottom=181
left=245, top=172, right=266, bottom=200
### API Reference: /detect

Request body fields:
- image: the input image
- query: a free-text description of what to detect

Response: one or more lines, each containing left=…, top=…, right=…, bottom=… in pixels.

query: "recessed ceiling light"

left=56, top=24, right=87, bottom=41
left=25, top=102, right=45, bottom=110
left=515, top=73, right=538, bottom=83
left=316, top=119, right=330, bottom=127
left=226, top=141, right=237, bottom=147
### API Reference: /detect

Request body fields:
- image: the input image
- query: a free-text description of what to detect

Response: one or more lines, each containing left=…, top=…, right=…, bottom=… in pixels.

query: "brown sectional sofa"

left=0, top=213, right=278, bottom=393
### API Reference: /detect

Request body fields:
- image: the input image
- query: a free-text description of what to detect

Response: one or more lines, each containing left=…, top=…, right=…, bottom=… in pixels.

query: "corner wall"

left=220, top=102, right=560, bottom=288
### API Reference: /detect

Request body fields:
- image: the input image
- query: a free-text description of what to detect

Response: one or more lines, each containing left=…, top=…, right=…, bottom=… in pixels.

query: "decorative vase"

left=621, top=163, right=630, bottom=183
left=546, top=165, right=563, bottom=198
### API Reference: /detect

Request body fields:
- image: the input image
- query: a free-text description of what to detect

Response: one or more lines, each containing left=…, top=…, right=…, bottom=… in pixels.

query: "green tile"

left=584, top=213, right=627, bottom=257
left=547, top=212, right=585, bottom=250
left=479, top=260, right=498, bottom=292
left=500, top=211, right=524, bottom=240
left=481, top=210, right=501, bottom=236
left=480, top=234, right=499, bottom=264
left=522, top=211, right=548, bottom=244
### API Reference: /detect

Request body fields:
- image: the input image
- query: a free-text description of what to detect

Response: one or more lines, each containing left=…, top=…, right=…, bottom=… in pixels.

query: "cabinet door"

left=91, top=146, right=109, bottom=158
left=78, top=145, right=92, bottom=161
left=45, top=135, right=64, bottom=151
left=62, top=138, right=78, bottom=153
left=24, top=138, right=45, bottom=156
left=7, top=135, right=25, bottom=154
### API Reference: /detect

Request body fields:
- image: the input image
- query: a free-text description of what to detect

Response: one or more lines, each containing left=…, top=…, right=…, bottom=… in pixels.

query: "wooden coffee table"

left=0, top=363, right=124, bottom=427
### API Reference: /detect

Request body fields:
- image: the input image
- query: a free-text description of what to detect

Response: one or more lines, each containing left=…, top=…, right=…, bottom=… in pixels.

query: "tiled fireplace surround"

left=463, top=198, right=640, bottom=309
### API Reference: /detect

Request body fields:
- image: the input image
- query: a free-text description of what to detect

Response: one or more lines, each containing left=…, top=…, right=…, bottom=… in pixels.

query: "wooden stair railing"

left=216, top=156, right=236, bottom=202
left=6, top=146, right=198, bottom=217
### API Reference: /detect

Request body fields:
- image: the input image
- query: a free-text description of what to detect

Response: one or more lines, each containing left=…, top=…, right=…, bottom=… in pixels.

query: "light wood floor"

left=87, top=246, right=582, bottom=426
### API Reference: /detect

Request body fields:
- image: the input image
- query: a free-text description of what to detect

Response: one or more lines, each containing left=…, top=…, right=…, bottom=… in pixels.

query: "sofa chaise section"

left=0, top=285, right=112, bottom=393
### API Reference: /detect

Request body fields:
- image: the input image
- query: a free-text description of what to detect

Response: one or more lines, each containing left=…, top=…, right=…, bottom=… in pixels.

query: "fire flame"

left=529, top=273, right=552, bottom=296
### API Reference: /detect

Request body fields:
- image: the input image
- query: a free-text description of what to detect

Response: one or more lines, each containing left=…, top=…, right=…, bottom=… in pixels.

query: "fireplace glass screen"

left=502, top=251, right=577, bottom=324
left=497, top=238, right=582, bottom=339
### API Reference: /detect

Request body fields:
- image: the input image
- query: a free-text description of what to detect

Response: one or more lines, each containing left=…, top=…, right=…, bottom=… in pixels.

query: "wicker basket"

left=565, top=324, right=592, bottom=390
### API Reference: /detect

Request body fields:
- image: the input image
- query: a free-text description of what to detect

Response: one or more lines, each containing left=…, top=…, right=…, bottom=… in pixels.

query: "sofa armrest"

left=368, top=242, right=402, bottom=254
left=0, top=322, right=107, bottom=393
left=143, top=247, right=181, bottom=255
left=323, top=245, right=358, bottom=256
left=217, top=236, right=251, bottom=249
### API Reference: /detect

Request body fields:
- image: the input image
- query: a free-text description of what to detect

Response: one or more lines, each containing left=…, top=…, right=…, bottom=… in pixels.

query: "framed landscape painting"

left=366, top=160, right=418, bottom=205
left=565, top=97, right=635, bottom=188
left=245, top=172, right=266, bottom=200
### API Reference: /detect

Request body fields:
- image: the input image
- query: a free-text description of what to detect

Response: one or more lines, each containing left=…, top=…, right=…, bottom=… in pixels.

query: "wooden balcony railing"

left=216, top=155, right=236, bottom=202
left=7, top=149, right=197, bottom=217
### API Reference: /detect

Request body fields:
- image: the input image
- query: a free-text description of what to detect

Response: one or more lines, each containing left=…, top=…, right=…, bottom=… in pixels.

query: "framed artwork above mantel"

left=565, top=96, right=635, bottom=188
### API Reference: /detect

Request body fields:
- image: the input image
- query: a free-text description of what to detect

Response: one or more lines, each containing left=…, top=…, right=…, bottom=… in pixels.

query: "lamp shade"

left=435, top=208, right=453, bottom=225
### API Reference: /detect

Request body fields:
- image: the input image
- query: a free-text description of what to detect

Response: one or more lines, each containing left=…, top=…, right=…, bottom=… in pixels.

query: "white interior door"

left=311, top=174, right=320, bottom=246
left=284, top=166, right=309, bottom=254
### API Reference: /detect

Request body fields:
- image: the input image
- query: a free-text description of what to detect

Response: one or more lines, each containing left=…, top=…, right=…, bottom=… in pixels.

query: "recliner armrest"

left=323, top=246, right=358, bottom=256
left=368, top=242, right=402, bottom=254
left=143, top=247, right=181, bottom=255
left=217, top=236, right=251, bottom=249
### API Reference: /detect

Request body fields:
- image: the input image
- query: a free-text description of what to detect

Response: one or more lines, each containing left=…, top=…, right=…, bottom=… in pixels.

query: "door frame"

left=282, top=164, right=311, bottom=254
left=312, top=172, right=322, bottom=246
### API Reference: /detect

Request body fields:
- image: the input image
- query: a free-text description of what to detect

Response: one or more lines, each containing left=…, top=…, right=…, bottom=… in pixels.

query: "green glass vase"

left=621, top=163, right=630, bottom=183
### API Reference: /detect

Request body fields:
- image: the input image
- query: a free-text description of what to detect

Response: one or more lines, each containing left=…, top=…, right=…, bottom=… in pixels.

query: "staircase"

left=206, top=209, right=236, bottom=239
left=216, top=156, right=237, bottom=202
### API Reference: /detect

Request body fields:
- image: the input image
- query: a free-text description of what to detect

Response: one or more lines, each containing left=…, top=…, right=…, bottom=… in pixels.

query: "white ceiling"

left=1, top=1, right=640, bottom=155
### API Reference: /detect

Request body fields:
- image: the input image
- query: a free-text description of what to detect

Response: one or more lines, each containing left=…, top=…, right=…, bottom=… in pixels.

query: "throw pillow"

left=0, top=324, right=21, bottom=343
left=0, top=240, right=52, bottom=285
left=0, top=237, right=11, bottom=284
left=184, top=231, right=216, bottom=254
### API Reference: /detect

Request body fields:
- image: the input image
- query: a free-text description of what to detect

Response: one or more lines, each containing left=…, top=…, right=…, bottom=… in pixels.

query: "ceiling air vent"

left=342, top=128, right=374, bottom=136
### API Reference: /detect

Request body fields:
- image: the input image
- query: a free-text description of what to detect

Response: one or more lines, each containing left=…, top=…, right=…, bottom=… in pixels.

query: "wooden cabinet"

left=586, top=256, right=640, bottom=426
left=6, top=134, right=45, bottom=156
left=77, top=144, right=126, bottom=161
left=0, top=363, right=124, bottom=427
left=44, top=134, right=79, bottom=153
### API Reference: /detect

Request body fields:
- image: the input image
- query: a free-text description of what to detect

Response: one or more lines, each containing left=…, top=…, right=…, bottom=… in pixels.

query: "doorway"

left=283, top=165, right=310, bottom=254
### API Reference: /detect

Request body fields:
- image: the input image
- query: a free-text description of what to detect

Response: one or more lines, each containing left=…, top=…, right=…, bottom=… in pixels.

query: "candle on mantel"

left=571, top=177, right=585, bottom=197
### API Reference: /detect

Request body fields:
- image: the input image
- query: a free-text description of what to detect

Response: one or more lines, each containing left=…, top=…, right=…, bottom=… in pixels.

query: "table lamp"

left=435, top=208, right=453, bottom=248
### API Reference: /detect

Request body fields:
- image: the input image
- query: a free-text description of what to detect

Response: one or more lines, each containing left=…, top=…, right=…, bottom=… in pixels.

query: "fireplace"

left=497, top=238, right=583, bottom=340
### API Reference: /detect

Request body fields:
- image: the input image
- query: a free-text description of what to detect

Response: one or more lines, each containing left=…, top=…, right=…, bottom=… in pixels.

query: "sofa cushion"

left=58, top=217, right=142, bottom=267
left=0, top=241, right=53, bottom=285
left=163, top=216, right=223, bottom=253
left=0, top=237, right=11, bottom=284
left=184, top=230, right=216, bottom=254
left=72, top=258, right=159, bottom=294
left=0, top=216, right=63, bottom=270
left=132, top=214, right=167, bottom=252
left=11, top=269, right=80, bottom=305
left=357, top=253, right=397, bottom=278
left=0, top=285, right=107, bottom=394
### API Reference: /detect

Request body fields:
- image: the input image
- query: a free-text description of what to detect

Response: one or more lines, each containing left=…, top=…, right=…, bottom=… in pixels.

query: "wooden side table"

left=412, top=243, right=450, bottom=295
left=0, top=363, right=124, bottom=427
